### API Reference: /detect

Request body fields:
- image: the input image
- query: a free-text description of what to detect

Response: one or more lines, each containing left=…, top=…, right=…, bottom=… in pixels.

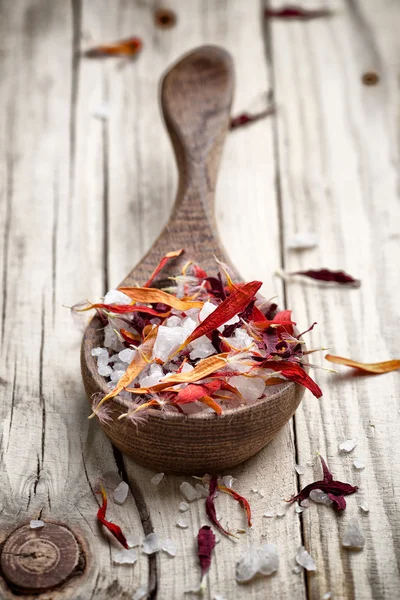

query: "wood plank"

left=268, top=0, right=400, bottom=598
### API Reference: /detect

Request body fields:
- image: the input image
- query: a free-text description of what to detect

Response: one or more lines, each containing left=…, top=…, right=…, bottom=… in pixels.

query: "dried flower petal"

left=261, top=360, right=322, bottom=398
left=118, top=286, right=204, bottom=310
left=289, top=268, right=360, bottom=287
left=264, top=5, right=333, bottom=20
left=230, top=106, right=275, bottom=130
left=97, top=483, right=128, bottom=548
left=197, top=526, right=216, bottom=578
left=325, top=354, right=400, bottom=374
left=144, top=249, right=184, bottom=287
left=218, top=485, right=252, bottom=527
left=84, top=37, right=142, bottom=58
left=206, top=475, right=233, bottom=537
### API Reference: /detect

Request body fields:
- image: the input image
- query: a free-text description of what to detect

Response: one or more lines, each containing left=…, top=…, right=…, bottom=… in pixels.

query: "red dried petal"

left=84, top=36, right=142, bottom=58
left=218, top=485, right=252, bottom=527
left=174, top=380, right=223, bottom=404
left=290, top=269, right=360, bottom=287
left=86, top=303, right=170, bottom=317
left=144, top=249, right=184, bottom=287
left=261, top=360, right=322, bottom=398
left=97, top=484, right=129, bottom=548
left=264, top=5, right=333, bottom=20
left=197, top=526, right=216, bottom=578
left=206, top=475, right=233, bottom=537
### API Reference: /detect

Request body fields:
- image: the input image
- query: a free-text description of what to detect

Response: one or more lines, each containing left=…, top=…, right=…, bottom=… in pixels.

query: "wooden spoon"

left=81, top=46, right=305, bottom=474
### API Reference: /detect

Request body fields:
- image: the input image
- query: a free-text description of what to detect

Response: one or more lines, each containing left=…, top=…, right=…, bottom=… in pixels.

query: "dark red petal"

left=197, top=526, right=216, bottom=577
left=205, top=475, right=233, bottom=537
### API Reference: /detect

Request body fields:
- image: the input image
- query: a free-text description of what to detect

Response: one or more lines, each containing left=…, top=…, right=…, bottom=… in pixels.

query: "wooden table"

left=1, top=1, right=399, bottom=598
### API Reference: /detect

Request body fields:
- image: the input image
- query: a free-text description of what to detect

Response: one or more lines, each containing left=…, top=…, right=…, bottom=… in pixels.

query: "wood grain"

left=1, top=0, right=399, bottom=598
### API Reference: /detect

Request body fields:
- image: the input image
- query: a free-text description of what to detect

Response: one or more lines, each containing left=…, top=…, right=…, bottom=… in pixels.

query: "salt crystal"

left=176, top=519, right=189, bottom=529
left=296, top=546, right=316, bottom=571
left=309, top=489, right=333, bottom=506
left=213, top=595, right=226, bottom=600
left=221, top=475, right=236, bottom=489
left=295, top=506, right=304, bottom=514
left=113, top=481, right=129, bottom=505
left=162, top=538, right=177, bottom=556
left=97, top=349, right=109, bottom=368
left=91, top=347, right=104, bottom=357
left=217, top=313, right=239, bottom=332
left=179, top=501, right=190, bottom=512
left=181, top=317, right=197, bottom=336
left=199, top=301, right=217, bottom=321
left=113, top=548, right=137, bottom=565
left=112, top=361, right=127, bottom=371
left=229, top=328, right=254, bottom=349
left=300, top=499, right=310, bottom=508
left=152, top=326, right=187, bottom=362
left=30, top=520, right=45, bottom=529
left=236, top=543, right=279, bottom=582
left=110, top=369, right=126, bottom=383
left=91, top=103, right=110, bottom=121
left=263, top=511, right=275, bottom=518
left=342, top=518, right=365, bottom=549
left=118, top=348, right=136, bottom=363
left=104, top=289, right=132, bottom=305
left=132, top=585, right=147, bottom=600
left=353, top=459, right=365, bottom=471
left=322, top=593, right=332, bottom=600
left=98, top=365, right=112, bottom=377
left=189, top=335, right=216, bottom=360
left=228, top=375, right=265, bottom=403
left=140, top=363, right=165, bottom=388
left=195, top=483, right=209, bottom=498
left=143, top=533, right=161, bottom=554
left=295, top=464, right=305, bottom=475
left=339, top=438, right=358, bottom=453
left=166, top=316, right=181, bottom=327
left=287, top=232, right=318, bottom=250
left=104, top=323, right=124, bottom=352
left=180, top=481, right=200, bottom=502
left=276, top=510, right=286, bottom=518
left=151, top=473, right=165, bottom=486
left=185, top=583, right=204, bottom=595
left=126, top=534, right=141, bottom=548
left=251, top=487, right=258, bottom=493
left=258, top=489, right=265, bottom=498
left=359, top=502, right=369, bottom=514
left=292, top=565, right=302, bottom=574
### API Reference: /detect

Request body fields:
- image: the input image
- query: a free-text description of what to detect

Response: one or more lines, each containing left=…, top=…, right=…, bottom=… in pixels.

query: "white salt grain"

left=300, top=499, right=310, bottom=508
left=199, top=301, right=217, bottom=321
left=98, top=365, right=113, bottom=377
left=195, top=483, right=209, bottom=498
left=342, top=518, right=365, bottom=549
left=263, top=511, right=275, bottom=518
left=359, top=502, right=370, bottom=514
left=30, top=520, right=45, bottom=529
left=166, top=316, right=181, bottom=327
left=236, top=543, right=279, bottom=582
left=295, top=506, right=304, bottom=514
left=287, top=232, right=318, bottom=251
left=295, top=464, right=305, bottom=475
left=151, top=473, right=165, bottom=486
left=296, top=546, right=316, bottom=571
left=276, top=510, right=286, bottom=518
left=104, top=289, right=132, bottom=305
left=162, top=539, right=177, bottom=557
left=132, top=585, right=147, bottom=600
left=91, top=347, right=104, bottom=357
left=113, top=548, right=137, bottom=565
left=118, top=348, right=136, bottom=363
left=189, top=335, right=216, bottom=360
left=126, top=534, right=141, bottom=548
left=179, top=501, right=190, bottom=512
left=176, top=519, right=189, bottom=529
left=103, top=323, right=124, bottom=352
left=180, top=481, right=200, bottom=502
left=353, top=459, right=365, bottom=471
left=322, top=593, right=332, bottom=600
left=309, top=489, right=333, bottom=506
left=113, top=481, right=129, bottom=505
left=228, top=375, right=265, bottom=403
left=142, top=533, right=161, bottom=554
left=140, top=363, right=165, bottom=388
left=152, top=326, right=187, bottom=362
left=339, top=438, right=358, bottom=453
left=292, top=565, right=302, bottom=574
left=221, top=475, right=236, bottom=489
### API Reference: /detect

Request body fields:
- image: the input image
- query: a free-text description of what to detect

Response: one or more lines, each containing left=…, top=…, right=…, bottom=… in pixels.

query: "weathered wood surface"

left=0, top=0, right=399, bottom=599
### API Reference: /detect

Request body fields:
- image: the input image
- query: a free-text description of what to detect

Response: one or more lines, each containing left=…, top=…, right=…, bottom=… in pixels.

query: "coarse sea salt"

left=151, top=473, right=165, bottom=486
left=176, top=519, right=189, bottom=529
left=126, top=534, right=141, bottom=548
left=132, top=585, right=147, bottom=600
left=296, top=546, right=316, bottom=571
left=287, top=232, right=318, bottom=251
left=162, top=538, right=177, bottom=557
left=113, top=481, right=129, bottom=505
left=353, top=459, right=365, bottom=471
left=236, top=543, right=279, bottom=582
left=118, top=348, right=136, bottom=363
left=179, top=501, right=190, bottom=512
left=104, top=289, right=132, bottom=305
left=339, top=438, right=358, bottom=453
left=221, top=475, right=236, bottom=489
left=152, top=326, right=187, bottom=363
left=295, top=464, right=305, bottom=475
left=342, top=518, right=365, bottom=549
left=142, top=533, right=161, bottom=554
left=113, top=548, right=137, bottom=565
left=180, top=481, right=200, bottom=502
left=228, top=375, right=265, bottom=403
left=30, top=520, right=45, bottom=529
left=309, top=489, right=333, bottom=507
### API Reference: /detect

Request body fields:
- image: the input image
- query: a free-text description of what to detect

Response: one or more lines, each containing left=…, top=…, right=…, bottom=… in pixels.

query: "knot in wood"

left=1, top=522, right=83, bottom=593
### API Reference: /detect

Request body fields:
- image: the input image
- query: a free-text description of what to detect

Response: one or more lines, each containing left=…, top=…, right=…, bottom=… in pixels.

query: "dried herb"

left=264, top=5, right=333, bottom=20
left=97, top=483, right=129, bottom=548
left=154, top=8, right=177, bottom=28
left=185, top=280, right=262, bottom=345
left=325, top=354, right=400, bottom=374
left=206, top=475, right=233, bottom=537
left=84, top=37, right=142, bottom=59
left=218, top=485, right=252, bottom=527
left=230, top=106, right=275, bottom=130
left=118, top=286, right=204, bottom=310
left=288, top=455, right=358, bottom=510
left=79, top=303, right=170, bottom=318
left=144, top=249, right=184, bottom=287
left=197, top=526, right=216, bottom=578
left=289, top=269, right=361, bottom=287
left=261, top=360, right=322, bottom=398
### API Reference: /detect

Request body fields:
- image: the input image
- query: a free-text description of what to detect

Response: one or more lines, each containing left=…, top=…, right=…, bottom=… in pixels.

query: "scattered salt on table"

left=195, top=483, right=209, bottom=498
left=143, top=533, right=161, bottom=554
left=359, top=502, right=369, bottom=514
left=179, top=501, right=189, bottom=512
left=30, top=520, right=45, bottom=529
left=180, top=481, right=200, bottom=502
left=126, top=534, right=141, bottom=548
left=300, top=499, right=310, bottom=508
left=263, top=511, right=274, bottom=518
left=287, top=232, right=318, bottom=250
left=295, top=506, right=304, bottom=514
left=353, top=459, right=365, bottom=471
left=236, top=543, right=279, bottom=582
left=276, top=510, right=286, bottom=518
left=342, top=518, right=365, bottom=549
left=295, top=464, right=305, bottom=475
left=221, top=475, right=236, bottom=489
left=132, top=585, right=147, bottom=600
left=151, top=473, right=165, bottom=486
left=162, top=539, right=177, bottom=557
left=322, top=593, right=332, bottom=600
left=296, top=546, right=316, bottom=571
left=176, top=519, right=189, bottom=529
left=113, top=548, right=137, bottom=565
left=339, top=438, right=358, bottom=453
left=113, top=481, right=129, bottom=505
left=309, top=489, right=333, bottom=506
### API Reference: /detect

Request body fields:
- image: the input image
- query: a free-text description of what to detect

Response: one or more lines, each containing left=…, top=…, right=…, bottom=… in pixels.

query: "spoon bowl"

left=81, top=46, right=305, bottom=474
